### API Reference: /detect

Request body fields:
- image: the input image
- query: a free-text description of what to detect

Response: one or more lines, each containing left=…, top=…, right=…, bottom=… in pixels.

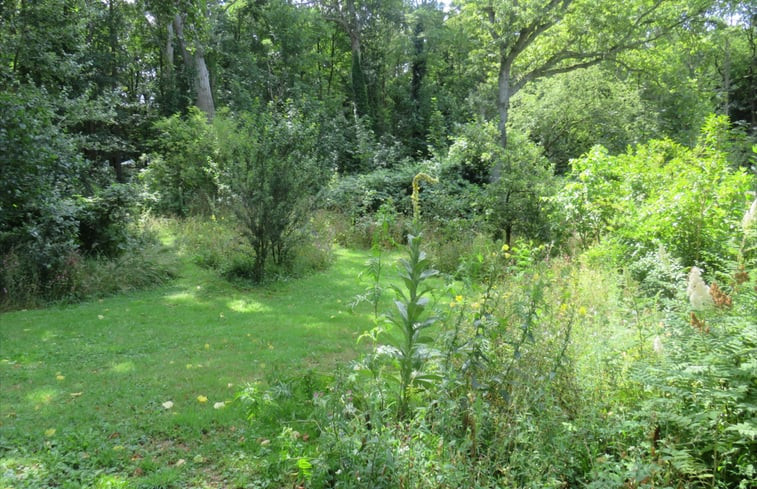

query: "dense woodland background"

left=1, top=1, right=756, bottom=488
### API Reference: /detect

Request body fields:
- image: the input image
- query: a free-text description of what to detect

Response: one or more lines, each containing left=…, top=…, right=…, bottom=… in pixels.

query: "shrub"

left=324, top=161, right=420, bottom=220
left=444, top=122, right=557, bottom=245
left=77, top=183, right=140, bottom=257
left=0, top=87, right=87, bottom=303
left=214, top=105, right=330, bottom=282
left=556, top=115, right=754, bottom=272
left=141, top=107, right=218, bottom=216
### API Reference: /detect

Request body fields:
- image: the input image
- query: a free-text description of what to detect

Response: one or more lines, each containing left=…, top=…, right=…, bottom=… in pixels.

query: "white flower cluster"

left=743, top=197, right=757, bottom=232
left=687, top=266, right=713, bottom=310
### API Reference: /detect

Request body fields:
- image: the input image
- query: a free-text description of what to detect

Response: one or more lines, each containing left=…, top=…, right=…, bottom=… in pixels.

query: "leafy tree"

left=456, top=0, right=712, bottom=178
left=0, top=87, right=86, bottom=299
left=445, top=121, right=555, bottom=244
left=214, top=106, right=330, bottom=282
left=509, top=65, right=657, bottom=171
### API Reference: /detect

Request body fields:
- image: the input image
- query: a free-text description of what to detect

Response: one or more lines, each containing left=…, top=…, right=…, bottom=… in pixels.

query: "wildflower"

left=162, top=401, right=174, bottom=409
left=734, top=264, right=749, bottom=285
left=411, top=172, right=439, bottom=221
left=690, top=312, right=709, bottom=334
left=709, top=282, right=732, bottom=308
left=197, top=395, right=208, bottom=403
left=652, top=336, right=663, bottom=354
left=213, top=402, right=226, bottom=409
left=742, top=197, right=757, bottom=232
left=687, top=267, right=713, bottom=310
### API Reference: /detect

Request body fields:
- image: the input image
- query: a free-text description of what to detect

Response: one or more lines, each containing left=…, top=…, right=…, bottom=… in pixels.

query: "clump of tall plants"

left=554, top=115, right=754, bottom=273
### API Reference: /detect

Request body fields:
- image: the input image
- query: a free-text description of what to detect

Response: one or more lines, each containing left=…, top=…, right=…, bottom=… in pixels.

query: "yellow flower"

left=197, top=395, right=208, bottom=403
left=411, top=173, right=439, bottom=220
left=44, top=428, right=56, bottom=437
left=578, top=306, right=587, bottom=316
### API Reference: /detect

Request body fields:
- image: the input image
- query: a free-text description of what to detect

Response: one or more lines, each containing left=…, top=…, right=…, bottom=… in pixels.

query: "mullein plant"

left=380, top=173, right=440, bottom=418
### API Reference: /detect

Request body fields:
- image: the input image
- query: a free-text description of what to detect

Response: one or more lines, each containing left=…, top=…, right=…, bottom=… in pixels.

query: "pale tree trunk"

left=165, top=20, right=174, bottom=78
left=493, top=55, right=512, bottom=181
left=193, top=49, right=214, bottom=117
left=172, top=14, right=215, bottom=118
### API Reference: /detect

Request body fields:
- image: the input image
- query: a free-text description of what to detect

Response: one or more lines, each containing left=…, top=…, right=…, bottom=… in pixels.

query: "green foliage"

left=444, top=122, right=556, bottom=243
left=556, top=115, right=755, bottom=271
left=0, top=87, right=82, bottom=302
left=510, top=66, right=658, bottom=170
left=142, top=108, right=218, bottom=216
left=214, top=105, right=329, bottom=282
left=325, top=161, right=420, bottom=220
left=382, top=230, right=440, bottom=418
left=629, top=288, right=757, bottom=487
left=77, top=184, right=140, bottom=257
left=350, top=200, right=400, bottom=318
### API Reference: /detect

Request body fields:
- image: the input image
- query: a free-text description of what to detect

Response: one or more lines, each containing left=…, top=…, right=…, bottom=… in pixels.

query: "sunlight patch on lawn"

left=110, top=361, right=135, bottom=374
left=40, top=330, right=58, bottom=342
left=94, top=473, right=130, bottom=488
left=164, top=291, right=197, bottom=302
left=227, top=299, right=272, bottom=313
left=26, top=387, right=59, bottom=405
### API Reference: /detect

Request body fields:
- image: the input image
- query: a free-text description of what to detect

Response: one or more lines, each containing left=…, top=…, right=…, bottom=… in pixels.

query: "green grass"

left=0, top=243, right=379, bottom=488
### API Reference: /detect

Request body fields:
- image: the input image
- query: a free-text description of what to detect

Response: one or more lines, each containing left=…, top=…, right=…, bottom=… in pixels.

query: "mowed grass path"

left=0, top=247, right=376, bottom=488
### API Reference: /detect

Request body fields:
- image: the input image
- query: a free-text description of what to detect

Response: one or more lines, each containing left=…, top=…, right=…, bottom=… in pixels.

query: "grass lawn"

left=0, top=246, right=378, bottom=488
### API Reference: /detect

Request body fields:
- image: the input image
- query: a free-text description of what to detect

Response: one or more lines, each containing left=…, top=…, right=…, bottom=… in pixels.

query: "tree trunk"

left=194, top=49, right=214, bottom=118
left=165, top=20, right=174, bottom=77
left=492, top=54, right=512, bottom=182
left=410, top=17, right=427, bottom=153
left=350, top=33, right=369, bottom=117
left=172, top=14, right=214, bottom=118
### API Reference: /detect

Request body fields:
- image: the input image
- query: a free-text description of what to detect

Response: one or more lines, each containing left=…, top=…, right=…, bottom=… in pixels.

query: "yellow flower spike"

left=197, top=395, right=208, bottom=403
left=411, top=172, right=439, bottom=221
